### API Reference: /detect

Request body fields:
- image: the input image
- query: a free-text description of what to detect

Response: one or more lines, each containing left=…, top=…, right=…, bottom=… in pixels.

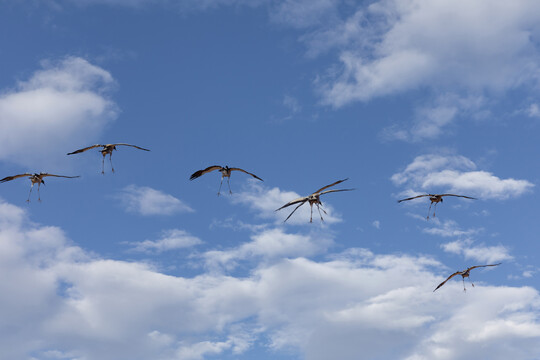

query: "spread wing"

left=282, top=201, right=308, bottom=223
left=190, top=166, right=222, bottom=180
left=467, top=263, right=501, bottom=271
left=397, top=194, right=430, bottom=203
left=40, top=173, right=80, bottom=179
left=113, top=143, right=150, bottom=151
left=229, top=168, right=263, bottom=181
left=439, top=194, right=477, bottom=200
left=433, top=271, right=462, bottom=292
left=313, top=178, right=349, bottom=195
left=275, top=196, right=309, bottom=211
left=0, top=173, right=33, bottom=183
left=67, top=144, right=104, bottom=155
left=319, top=188, right=355, bottom=197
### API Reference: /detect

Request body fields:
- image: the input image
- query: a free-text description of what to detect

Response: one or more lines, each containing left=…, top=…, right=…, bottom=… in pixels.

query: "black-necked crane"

left=275, top=178, right=354, bottom=223
left=433, top=263, right=501, bottom=292
left=397, top=193, right=477, bottom=219
left=67, top=143, right=150, bottom=174
left=0, top=173, right=80, bottom=202
left=189, top=165, right=263, bottom=196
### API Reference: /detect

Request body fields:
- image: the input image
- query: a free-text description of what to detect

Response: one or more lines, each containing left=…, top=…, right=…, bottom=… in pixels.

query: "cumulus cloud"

left=231, top=182, right=346, bottom=225
left=0, top=200, right=539, bottom=360
left=441, top=239, right=513, bottom=263
left=318, top=0, right=540, bottom=107
left=117, top=185, right=194, bottom=216
left=423, top=219, right=482, bottom=238
left=126, top=229, right=202, bottom=253
left=0, top=57, right=118, bottom=169
left=392, top=154, right=534, bottom=200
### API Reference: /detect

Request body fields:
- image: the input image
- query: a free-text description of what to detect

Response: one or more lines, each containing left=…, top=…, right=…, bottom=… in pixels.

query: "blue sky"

left=1, top=0, right=540, bottom=359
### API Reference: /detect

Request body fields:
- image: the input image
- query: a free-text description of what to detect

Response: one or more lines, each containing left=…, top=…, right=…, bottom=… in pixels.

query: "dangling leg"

left=217, top=177, right=224, bottom=196
left=227, top=177, right=232, bottom=194
left=109, top=153, right=115, bottom=173
left=427, top=202, right=433, bottom=220
left=316, top=204, right=326, bottom=222
left=101, top=154, right=106, bottom=174
left=37, top=183, right=42, bottom=202
left=27, top=184, right=34, bottom=203
left=469, top=276, right=475, bottom=288
left=309, top=203, right=314, bottom=223
left=462, top=277, right=466, bottom=292
left=433, top=202, right=438, bottom=218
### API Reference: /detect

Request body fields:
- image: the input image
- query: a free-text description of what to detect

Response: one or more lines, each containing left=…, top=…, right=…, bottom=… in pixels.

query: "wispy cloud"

left=441, top=239, right=513, bottom=263
left=392, top=154, right=534, bottom=200
left=0, top=57, right=118, bottom=169
left=117, top=185, right=194, bottom=216
left=125, top=229, right=202, bottom=254
left=423, top=219, right=483, bottom=238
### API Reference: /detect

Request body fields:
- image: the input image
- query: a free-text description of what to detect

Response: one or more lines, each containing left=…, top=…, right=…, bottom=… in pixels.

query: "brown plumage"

left=433, top=263, right=501, bottom=292
left=276, top=178, right=354, bottom=223
left=0, top=172, right=80, bottom=202
left=397, top=193, right=477, bottom=219
left=189, top=165, right=263, bottom=196
left=67, top=143, right=150, bottom=174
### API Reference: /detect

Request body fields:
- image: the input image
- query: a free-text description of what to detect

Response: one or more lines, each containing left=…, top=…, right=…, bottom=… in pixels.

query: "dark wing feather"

left=67, top=144, right=103, bottom=155
left=39, top=173, right=80, bottom=179
left=229, top=168, right=263, bottom=181
left=282, top=201, right=307, bottom=223
left=189, top=166, right=222, bottom=180
left=433, top=271, right=462, bottom=292
left=0, top=173, right=33, bottom=183
left=275, top=197, right=309, bottom=211
left=467, top=263, right=501, bottom=271
left=319, top=188, right=355, bottom=196
left=113, top=143, right=150, bottom=151
left=397, top=194, right=430, bottom=203
left=439, top=194, right=477, bottom=200
left=313, top=178, right=349, bottom=195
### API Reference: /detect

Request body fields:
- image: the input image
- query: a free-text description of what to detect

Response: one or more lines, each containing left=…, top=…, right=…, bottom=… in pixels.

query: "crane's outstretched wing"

left=319, top=188, right=355, bottom=196
left=40, top=173, right=80, bottom=179
left=439, top=194, right=477, bottom=200
left=282, top=201, right=308, bottom=223
left=190, top=166, right=222, bottom=180
left=275, top=196, right=309, bottom=211
left=230, top=167, right=263, bottom=181
left=313, top=178, right=349, bottom=195
left=397, top=194, right=431, bottom=203
left=0, top=173, right=33, bottom=183
left=467, top=263, right=501, bottom=271
left=433, top=271, right=462, bottom=292
left=67, top=144, right=104, bottom=155
left=113, top=143, right=150, bottom=151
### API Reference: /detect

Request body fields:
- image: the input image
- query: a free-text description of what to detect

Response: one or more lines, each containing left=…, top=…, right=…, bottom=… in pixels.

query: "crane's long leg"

left=309, top=203, right=313, bottom=223
left=427, top=202, right=433, bottom=220
left=217, top=177, right=224, bottom=196
left=227, top=177, right=232, bottom=194
left=462, top=277, right=466, bottom=292
left=37, top=183, right=42, bottom=202
left=109, top=153, right=115, bottom=173
left=433, top=202, right=438, bottom=218
left=316, top=204, right=326, bottom=222
left=101, top=154, right=106, bottom=174
left=27, top=183, right=34, bottom=203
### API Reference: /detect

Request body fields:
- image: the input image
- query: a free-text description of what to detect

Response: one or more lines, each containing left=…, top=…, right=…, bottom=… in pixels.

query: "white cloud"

left=318, top=0, right=540, bottom=107
left=1, top=199, right=540, bottom=360
left=126, top=229, right=202, bottom=253
left=372, top=220, right=380, bottom=229
left=0, top=57, right=118, bottom=169
left=441, top=239, right=513, bottom=263
left=231, top=182, right=347, bottom=225
left=117, top=185, right=194, bottom=216
left=392, top=154, right=534, bottom=200
left=423, top=220, right=482, bottom=238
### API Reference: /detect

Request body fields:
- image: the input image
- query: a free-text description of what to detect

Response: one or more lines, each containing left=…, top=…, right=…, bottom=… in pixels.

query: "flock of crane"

left=0, top=143, right=500, bottom=292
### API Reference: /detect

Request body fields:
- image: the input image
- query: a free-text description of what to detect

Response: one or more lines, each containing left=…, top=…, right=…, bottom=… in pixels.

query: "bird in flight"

left=189, top=165, right=263, bottom=196
left=67, top=143, right=150, bottom=174
left=276, top=178, right=354, bottom=223
left=433, top=263, right=501, bottom=292
left=0, top=173, right=80, bottom=202
left=397, top=193, right=477, bottom=219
